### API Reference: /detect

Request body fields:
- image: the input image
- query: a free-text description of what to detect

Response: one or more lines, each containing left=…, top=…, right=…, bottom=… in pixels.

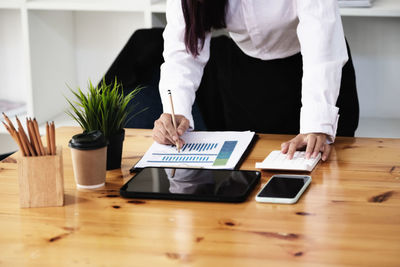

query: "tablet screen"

left=120, top=167, right=260, bottom=203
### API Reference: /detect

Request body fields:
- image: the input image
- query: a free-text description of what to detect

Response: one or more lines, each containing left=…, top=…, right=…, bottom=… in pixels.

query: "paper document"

left=134, top=131, right=255, bottom=170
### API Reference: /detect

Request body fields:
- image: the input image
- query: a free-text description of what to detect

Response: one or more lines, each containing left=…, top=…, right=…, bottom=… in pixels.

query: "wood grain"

left=0, top=127, right=399, bottom=266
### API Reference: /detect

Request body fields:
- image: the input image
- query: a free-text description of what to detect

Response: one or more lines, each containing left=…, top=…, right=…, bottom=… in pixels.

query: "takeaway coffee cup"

left=69, top=131, right=107, bottom=189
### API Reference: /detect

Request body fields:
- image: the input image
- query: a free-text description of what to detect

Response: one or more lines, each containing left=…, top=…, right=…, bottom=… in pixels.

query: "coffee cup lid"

left=68, top=130, right=107, bottom=150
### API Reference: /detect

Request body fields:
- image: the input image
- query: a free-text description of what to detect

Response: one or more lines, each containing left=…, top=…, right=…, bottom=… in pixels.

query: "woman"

left=152, top=0, right=359, bottom=161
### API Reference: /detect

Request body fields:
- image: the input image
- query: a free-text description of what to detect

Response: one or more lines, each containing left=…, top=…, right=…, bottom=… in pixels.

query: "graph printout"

left=134, top=131, right=255, bottom=169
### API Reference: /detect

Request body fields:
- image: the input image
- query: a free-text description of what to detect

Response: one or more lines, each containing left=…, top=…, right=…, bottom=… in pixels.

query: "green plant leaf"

left=64, top=77, right=147, bottom=138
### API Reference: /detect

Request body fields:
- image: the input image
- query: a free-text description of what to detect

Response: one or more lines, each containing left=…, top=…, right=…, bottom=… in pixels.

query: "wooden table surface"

left=0, top=127, right=399, bottom=266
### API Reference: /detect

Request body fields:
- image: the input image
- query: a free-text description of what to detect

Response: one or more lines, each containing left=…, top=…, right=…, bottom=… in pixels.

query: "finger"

left=320, top=145, right=325, bottom=152
left=152, top=120, right=162, bottom=141
left=161, top=114, right=179, bottom=142
left=154, top=120, right=175, bottom=144
left=305, top=135, right=316, bottom=159
left=176, top=117, right=189, bottom=136
left=312, top=136, right=325, bottom=158
left=177, top=137, right=186, bottom=148
left=287, top=141, right=298, bottom=160
left=153, top=131, right=171, bottom=145
left=174, top=137, right=187, bottom=153
left=152, top=131, right=163, bottom=144
left=281, top=142, right=289, bottom=154
left=158, top=126, right=176, bottom=145
left=322, top=144, right=331, bottom=161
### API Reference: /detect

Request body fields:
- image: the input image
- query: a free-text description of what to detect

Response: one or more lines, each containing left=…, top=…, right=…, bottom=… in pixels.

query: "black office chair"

left=101, top=28, right=206, bottom=130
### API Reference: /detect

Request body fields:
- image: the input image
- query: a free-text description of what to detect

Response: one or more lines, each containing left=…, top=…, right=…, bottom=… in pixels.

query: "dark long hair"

left=181, top=0, right=228, bottom=57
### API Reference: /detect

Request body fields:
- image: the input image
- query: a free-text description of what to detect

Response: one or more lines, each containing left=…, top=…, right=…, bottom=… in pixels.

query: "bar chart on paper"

left=149, top=141, right=237, bottom=166
left=134, top=131, right=255, bottom=169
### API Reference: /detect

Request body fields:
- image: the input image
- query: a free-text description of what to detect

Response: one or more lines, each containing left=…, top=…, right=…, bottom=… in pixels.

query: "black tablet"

left=120, top=167, right=261, bottom=203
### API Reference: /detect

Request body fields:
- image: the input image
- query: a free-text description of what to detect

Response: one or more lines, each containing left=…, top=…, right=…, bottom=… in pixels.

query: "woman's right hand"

left=152, top=113, right=190, bottom=148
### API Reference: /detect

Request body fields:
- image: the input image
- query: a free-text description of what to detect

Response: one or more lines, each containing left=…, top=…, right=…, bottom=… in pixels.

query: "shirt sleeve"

left=159, top=0, right=211, bottom=129
left=296, top=0, right=348, bottom=143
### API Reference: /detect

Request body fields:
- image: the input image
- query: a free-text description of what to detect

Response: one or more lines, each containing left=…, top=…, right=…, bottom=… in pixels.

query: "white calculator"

left=255, top=150, right=321, bottom=172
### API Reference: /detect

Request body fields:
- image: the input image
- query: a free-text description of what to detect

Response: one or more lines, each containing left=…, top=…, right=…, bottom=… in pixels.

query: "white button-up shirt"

left=159, top=0, right=348, bottom=141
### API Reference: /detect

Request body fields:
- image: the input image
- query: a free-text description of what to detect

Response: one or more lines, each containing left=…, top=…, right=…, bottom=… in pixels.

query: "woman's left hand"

left=281, top=133, right=332, bottom=161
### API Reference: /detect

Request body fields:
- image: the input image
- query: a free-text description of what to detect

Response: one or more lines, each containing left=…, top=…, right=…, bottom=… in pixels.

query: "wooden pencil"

left=14, top=117, right=29, bottom=156
left=2, top=112, right=16, bottom=132
left=2, top=121, right=26, bottom=156
left=16, top=116, right=35, bottom=156
left=2, top=121, right=19, bottom=150
left=51, top=122, right=56, bottom=155
left=46, top=122, right=51, bottom=155
left=27, top=119, right=41, bottom=156
left=1, top=121, right=11, bottom=136
left=26, top=118, right=37, bottom=155
left=17, top=128, right=29, bottom=156
left=167, top=90, right=180, bottom=152
left=24, top=129, right=36, bottom=156
left=33, top=118, right=45, bottom=156
left=48, top=122, right=54, bottom=155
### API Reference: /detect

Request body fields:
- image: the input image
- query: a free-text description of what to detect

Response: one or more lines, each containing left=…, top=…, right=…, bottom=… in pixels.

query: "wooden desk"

left=1, top=127, right=399, bottom=266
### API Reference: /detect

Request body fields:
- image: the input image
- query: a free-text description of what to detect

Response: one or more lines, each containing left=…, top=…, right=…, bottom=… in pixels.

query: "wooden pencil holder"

left=17, top=146, right=64, bottom=208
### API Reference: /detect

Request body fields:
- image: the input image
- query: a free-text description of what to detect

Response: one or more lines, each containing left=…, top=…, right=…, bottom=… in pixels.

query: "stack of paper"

left=133, top=131, right=255, bottom=170
left=338, top=0, right=374, bottom=8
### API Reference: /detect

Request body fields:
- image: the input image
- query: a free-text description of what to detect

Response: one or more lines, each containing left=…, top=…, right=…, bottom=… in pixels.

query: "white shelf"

left=1, top=1, right=154, bottom=129
left=1, top=0, right=163, bottom=12
left=0, top=9, right=27, bottom=115
left=0, top=0, right=23, bottom=9
left=26, top=0, right=150, bottom=12
left=3, top=0, right=400, bottom=16
left=340, top=0, right=400, bottom=17
left=146, top=0, right=400, bottom=17
left=151, top=0, right=166, bottom=13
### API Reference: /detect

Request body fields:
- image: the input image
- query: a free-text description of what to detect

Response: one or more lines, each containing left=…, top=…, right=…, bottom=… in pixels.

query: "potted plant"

left=66, top=78, right=145, bottom=170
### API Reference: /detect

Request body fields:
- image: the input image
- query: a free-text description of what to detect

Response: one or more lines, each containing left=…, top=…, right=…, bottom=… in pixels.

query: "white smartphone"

left=255, top=174, right=311, bottom=204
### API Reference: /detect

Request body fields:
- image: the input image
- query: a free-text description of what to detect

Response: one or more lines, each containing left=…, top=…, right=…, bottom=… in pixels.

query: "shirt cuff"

left=300, top=103, right=339, bottom=144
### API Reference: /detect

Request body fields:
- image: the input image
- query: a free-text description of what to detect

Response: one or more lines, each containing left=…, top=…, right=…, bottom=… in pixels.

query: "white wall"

left=0, top=10, right=26, bottom=102
left=75, top=11, right=145, bottom=89
left=342, top=17, right=400, bottom=120
left=26, top=10, right=146, bottom=123
left=28, top=10, right=76, bottom=122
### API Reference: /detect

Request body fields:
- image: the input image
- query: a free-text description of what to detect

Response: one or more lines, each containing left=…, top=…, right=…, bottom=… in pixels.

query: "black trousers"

left=196, top=36, right=359, bottom=137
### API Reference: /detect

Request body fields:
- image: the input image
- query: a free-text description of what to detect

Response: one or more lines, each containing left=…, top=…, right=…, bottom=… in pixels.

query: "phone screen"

left=258, top=176, right=310, bottom=198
